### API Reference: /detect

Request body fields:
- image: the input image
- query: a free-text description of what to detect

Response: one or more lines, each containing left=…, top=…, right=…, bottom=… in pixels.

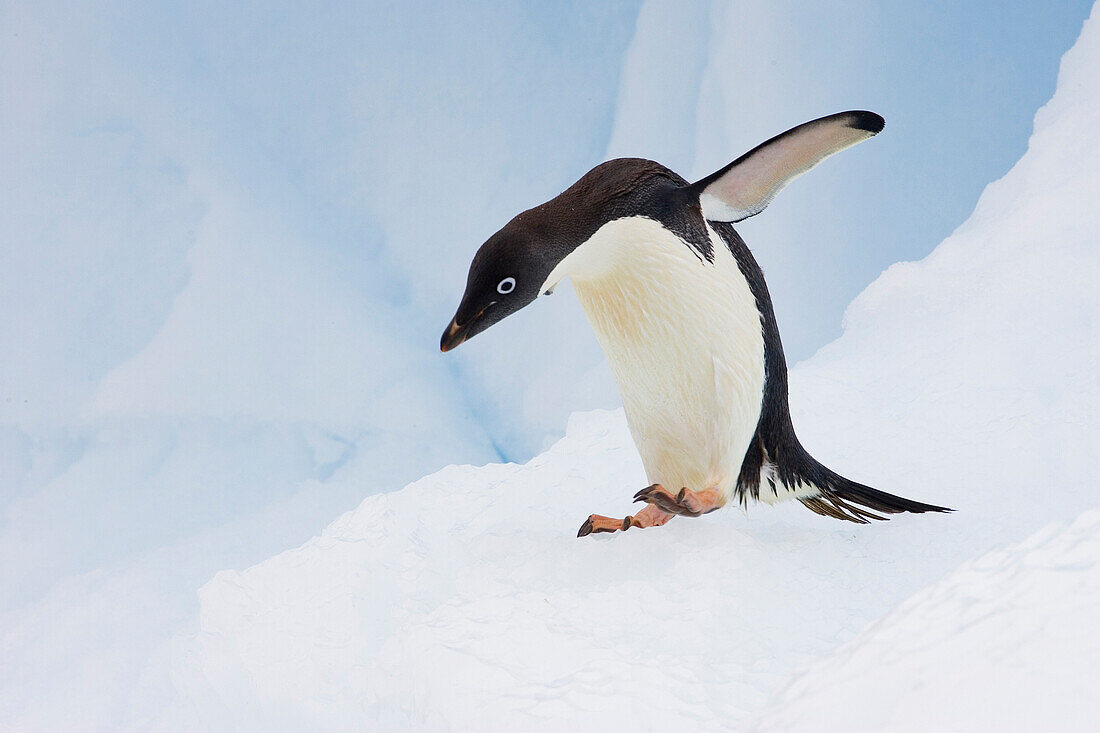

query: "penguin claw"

left=577, top=517, right=596, bottom=537
left=633, top=484, right=686, bottom=514
left=634, top=484, right=723, bottom=517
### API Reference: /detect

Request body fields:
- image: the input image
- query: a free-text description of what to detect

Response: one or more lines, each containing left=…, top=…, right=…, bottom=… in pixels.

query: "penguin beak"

left=441, top=302, right=501, bottom=352
left=440, top=319, right=468, bottom=352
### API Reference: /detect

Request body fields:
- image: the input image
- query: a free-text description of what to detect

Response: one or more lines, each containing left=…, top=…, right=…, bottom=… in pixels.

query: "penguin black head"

left=440, top=157, right=685, bottom=351
left=438, top=216, right=554, bottom=352
left=441, top=110, right=884, bottom=352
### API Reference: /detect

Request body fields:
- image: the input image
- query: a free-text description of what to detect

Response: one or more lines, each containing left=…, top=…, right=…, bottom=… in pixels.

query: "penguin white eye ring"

left=441, top=110, right=952, bottom=537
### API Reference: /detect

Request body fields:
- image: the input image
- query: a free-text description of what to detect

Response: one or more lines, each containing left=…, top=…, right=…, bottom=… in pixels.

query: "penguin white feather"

left=544, top=216, right=764, bottom=505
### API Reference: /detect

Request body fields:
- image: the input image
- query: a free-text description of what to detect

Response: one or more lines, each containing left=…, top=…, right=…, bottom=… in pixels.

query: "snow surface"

left=758, top=509, right=1100, bottom=731
left=2, top=1, right=1098, bottom=729
left=151, top=5, right=1100, bottom=729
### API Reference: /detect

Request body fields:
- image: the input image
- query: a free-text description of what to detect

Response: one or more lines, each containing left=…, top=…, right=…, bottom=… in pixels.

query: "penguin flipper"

left=690, top=110, right=884, bottom=223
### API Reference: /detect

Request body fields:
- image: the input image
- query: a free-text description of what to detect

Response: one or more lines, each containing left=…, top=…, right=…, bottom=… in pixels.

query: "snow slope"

left=757, top=509, right=1100, bottom=731
left=154, top=5, right=1100, bottom=730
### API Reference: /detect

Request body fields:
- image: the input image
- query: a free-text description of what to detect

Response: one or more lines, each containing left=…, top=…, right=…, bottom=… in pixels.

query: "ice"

left=2, top=0, right=1098, bottom=728
left=0, top=2, right=636, bottom=727
left=154, top=5, right=1100, bottom=726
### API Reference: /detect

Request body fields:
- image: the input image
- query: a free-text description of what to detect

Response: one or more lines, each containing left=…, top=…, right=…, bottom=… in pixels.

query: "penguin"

left=441, top=111, right=951, bottom=536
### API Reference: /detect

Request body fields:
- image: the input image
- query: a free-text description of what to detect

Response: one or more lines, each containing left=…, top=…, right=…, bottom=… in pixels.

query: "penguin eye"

left=496, top=277, right=516, bottom=295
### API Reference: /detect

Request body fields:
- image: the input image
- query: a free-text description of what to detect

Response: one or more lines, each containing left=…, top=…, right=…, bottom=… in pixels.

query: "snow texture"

left=758, top=509, right=1100, bottom=731
left=153, top=5, right=1100, bottom=728
left=1, top=0, right=1098, bottom=729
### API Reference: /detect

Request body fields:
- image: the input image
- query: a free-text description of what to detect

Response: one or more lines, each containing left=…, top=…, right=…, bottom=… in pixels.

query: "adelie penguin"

left=442, top=111, right=951, bottom=536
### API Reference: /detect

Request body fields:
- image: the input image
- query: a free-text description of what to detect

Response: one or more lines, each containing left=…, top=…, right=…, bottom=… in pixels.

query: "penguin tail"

left=796, top=474, right=953, bottom=524
left=743, top=439, right=953, bottom=524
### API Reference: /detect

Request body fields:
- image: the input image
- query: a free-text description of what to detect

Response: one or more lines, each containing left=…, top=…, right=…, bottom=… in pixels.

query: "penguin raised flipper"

left=691, top=110, right=885, bottom=222
left=442, top=110, right=951, bottom=536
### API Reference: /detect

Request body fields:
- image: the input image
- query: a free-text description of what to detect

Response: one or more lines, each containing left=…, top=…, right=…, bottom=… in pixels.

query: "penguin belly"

left=564, top=216, right=766, bottom=502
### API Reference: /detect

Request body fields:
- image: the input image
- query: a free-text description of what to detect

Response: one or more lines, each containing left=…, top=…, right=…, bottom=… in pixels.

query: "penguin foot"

left=624, top=504, right=674, bottom=530
left=577, top=505, right=674, bottom=537
left=633, top=484, right=723, bottom=517
left=577, top=514, right=625, bottom=537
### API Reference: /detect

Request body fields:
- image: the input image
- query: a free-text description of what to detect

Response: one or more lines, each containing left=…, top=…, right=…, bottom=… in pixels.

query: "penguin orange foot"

left=634, top=484, right=723, bottom=517
left=577, top=504, right=674, bottom=537
left=577, top=514, right=623, bottom=536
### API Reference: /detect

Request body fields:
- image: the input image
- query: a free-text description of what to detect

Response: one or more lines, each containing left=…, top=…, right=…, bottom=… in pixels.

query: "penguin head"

left=439, top=216, right=554, bottom=352
left=441, top=110, right=884, bottom=352
left=440, top=158, right=682, bottom=352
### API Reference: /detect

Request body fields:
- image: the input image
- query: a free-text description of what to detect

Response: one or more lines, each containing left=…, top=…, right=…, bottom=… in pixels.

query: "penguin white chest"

left=545, top=216, right=766, bottom=500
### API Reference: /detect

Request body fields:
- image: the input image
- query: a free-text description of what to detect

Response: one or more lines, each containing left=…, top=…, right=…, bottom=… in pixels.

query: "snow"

left=0, top=3, right=636, bottom=727
left=758, top=510, right=1100, bottom=731
left=157, top=410, right=953, bottom=730
left=150, top=4, right=1100, bottom=728
left=2, top=0, right=1098, bottom=729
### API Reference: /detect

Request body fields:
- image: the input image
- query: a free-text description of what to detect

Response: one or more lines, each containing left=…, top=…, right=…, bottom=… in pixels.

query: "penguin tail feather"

left=797, top=477, right=953, bottom=524
left=747, top=442, right=953, bottom=524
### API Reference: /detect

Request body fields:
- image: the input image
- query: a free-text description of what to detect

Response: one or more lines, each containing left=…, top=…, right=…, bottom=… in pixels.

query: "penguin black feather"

left=714, top=220, right=951, bottom=522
